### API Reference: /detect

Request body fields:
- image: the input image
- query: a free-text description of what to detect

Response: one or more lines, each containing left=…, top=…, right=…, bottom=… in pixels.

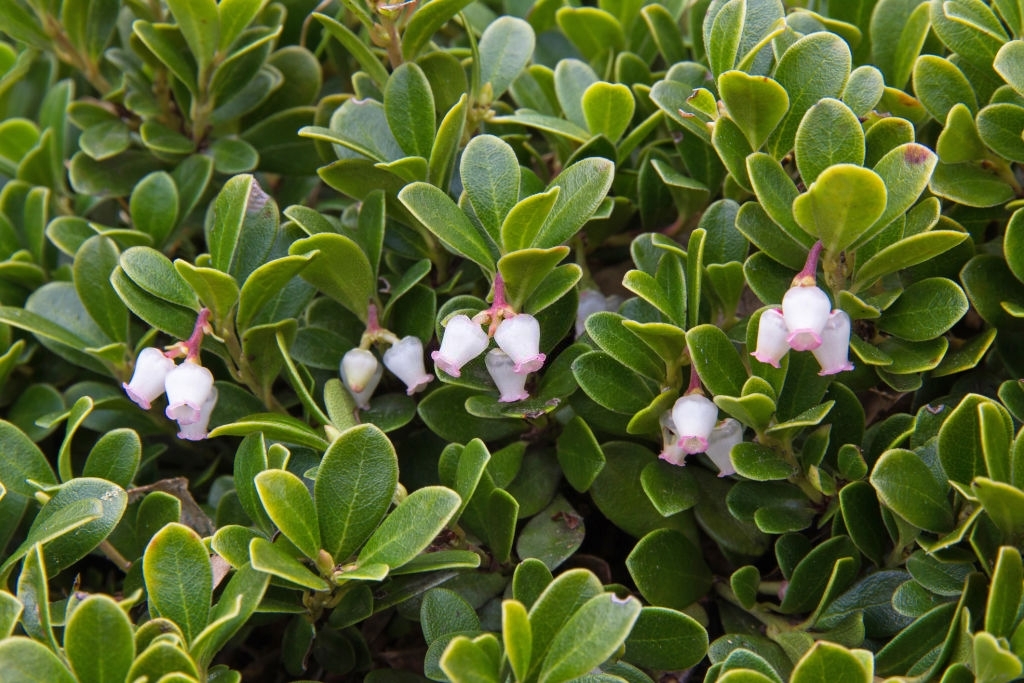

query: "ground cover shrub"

left=1, top=0, right=1024, bottom=681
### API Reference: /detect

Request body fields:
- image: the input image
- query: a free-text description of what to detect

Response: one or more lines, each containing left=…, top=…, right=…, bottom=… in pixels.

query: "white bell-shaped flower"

left=705, top=418, right=742, bottom=477
left=658, top=411, right=687, bottom=466
left=485, top=349, right=530, bottom=402
left=575, top=290, right=622, bottom=338
left=341, top=348, right=382, bottom=409
left=164, top=361, right=215, bottom=425
left=123, top=347, right=176, bottom=410
left=383, top=336, right=434, bottom=395
left=671, top=393, right=719, bottom=454
left=494, top=314, right=545, bottom=374
left=812, top=310, right=855, bottom=376
left=782, top=284, right=832, bottom=351
left=431, top=314, right=489, bottom=377
left=750, top=308, right=789, bottom=368
left=177, top=387, right=218, bottom=441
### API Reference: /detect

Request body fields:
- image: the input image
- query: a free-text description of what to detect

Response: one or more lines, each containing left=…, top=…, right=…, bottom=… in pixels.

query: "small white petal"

left=485, top=349, right=530, bottom=402
left=431, top=314, right=489, bottom=377
left=671, top=393, right=719, bottom=455
left=575, top=290, right=620, bottom=338
left=123, top=347, right=176, bottom=410
left=383, top=336, right=434, bottom=395
left=494, top=314, right=545, bottom=374
left=812, top=310, right=855, bottom=376
left=164, top=361, right=214, bottom=425
left=782, top=284, right=832, bottom=351
left=177, top=387, right=218, bottom=441
left=341, top=349, right=379, bottom=393
left=750, top=308, right=789, bottom=368
left=705, top=418, right=743, bottom=477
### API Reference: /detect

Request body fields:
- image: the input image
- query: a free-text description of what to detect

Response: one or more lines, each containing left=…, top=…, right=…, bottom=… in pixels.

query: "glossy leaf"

left=143, top=522, right=213, bottom=644
left=357, top=486, right=460, bottom=570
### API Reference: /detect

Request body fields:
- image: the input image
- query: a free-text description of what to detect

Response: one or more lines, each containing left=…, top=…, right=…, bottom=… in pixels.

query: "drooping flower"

left=575, top=289, right=622, bottom=338
left=705, top=418, right=742, bottom=477
left=177, top=387, right=218, bottom=441
left=485, top=348, right=530, bottom=402
left=431, top=314, right=489, bottom=377
left=750, top=308, right=789, bottom=368
left=812, top=310, right=855, bottom=376
left=164, top=360, right=215, bottom=425
left=671, top=393, right=720, bottom=455
left=781, top=283, right=833, bottom=351
left=658, top=411, right=687, bottom=466
left=341, top=348, right=382, bottom=409
left=383, top=336, right=434, bottom=395
left=123, top=347, right=176, bottom=410
left=494, top=313, right=545, bottom=374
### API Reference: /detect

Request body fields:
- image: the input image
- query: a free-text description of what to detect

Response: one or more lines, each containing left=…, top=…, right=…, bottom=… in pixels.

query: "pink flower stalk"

left=812, top=310, right=855, bottom=376
left=751, top=308, right=789, bottom=368
left=494, top=313, right=545, bottom=374
left=164, top=361, right=215, bottom=425
left=177, top=387, right=218, bottom=441
left=383, top=336, right=434, bottom=395
left=485, top=348, right=530, bottom=402
left=341, top=348, right=382, bottom=409
left=705, top=418, right=742, bottom=477
left=432, top=314, right=489, bottom=377
left=123, top=347, right=176, bottom=409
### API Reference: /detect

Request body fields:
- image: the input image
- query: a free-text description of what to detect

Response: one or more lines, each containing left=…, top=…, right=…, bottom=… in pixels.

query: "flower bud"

left=485, top=349, right=530, bottom=402
left=341, top=348, right=382, bottom=409
left=431, top=314, right=489, bottom=377
left=123, top=347, right=176, bottom=410
left=811, top=310, right=855, bottom=376
left=705, top=418, right=742, bottom=477
left=164, top=361, right=215, bottom=425
left=494, top=313, right=545, bottom=374
left=177, top=387, right=218, bottom=441
left=750, top=308, right=789, bottom=368
left=671, top=393, right=719, bottom=455
left=782, top=284, right=832, bottom=351
left=383, top=336, right=434, bottom=395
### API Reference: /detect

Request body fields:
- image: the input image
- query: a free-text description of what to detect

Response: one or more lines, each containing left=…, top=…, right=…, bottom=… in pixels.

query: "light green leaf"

left=399, top=182, right=498, bottom=272
left=143, top=522, right=213, bottom=644
left=792, top=164, right=886, bottom=252
left=794, top=98, right=864, bottom=184
left=255, top=470, right=321, bottom=561
left=357, top=486, right=461, bottom=570
left=538, top=593, right=642, bottom=683
left=718, top=70, right=789, bottom=149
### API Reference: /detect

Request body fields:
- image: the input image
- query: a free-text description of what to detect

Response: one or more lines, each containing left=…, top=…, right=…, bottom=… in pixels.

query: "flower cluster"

left=122, top=309, right=218, bottom=440
left=751, top=242, right=853, bottom=376
left=658, top=372, right=741, bottom=477
left=340, top=305, right=433, bottom=409
left=432, top=275, right=545, bottom=402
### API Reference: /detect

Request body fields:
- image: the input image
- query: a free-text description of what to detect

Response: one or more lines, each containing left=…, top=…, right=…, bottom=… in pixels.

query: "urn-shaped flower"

left=432, top=314, right=489, bottom=377
left=164, top=361, right=215, bottom=425
left=494, top=313, right=545, bottom=374
left=341, top=348, right=382, bottom=409
left=123, top=347, right=176, bottom=410
left=485, top=348, right=530, bottom=402
left=670, top=393, right=719, bottom=455
left=383, top=336, right=434, bottom=395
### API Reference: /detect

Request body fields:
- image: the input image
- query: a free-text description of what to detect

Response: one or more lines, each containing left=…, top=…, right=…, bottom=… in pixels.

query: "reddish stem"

left=793, top=241, right=824, bottom=287
left=184, top=308, right=212, bottom=362
left=685, top=363, right=703, bottom=395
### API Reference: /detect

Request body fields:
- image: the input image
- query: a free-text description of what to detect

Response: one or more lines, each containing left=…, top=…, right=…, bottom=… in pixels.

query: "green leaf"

left=65, top=595, right=135, bottom=683
left=288, top=233, right=374, bottom=321
left=973, top=477, right=1024, bottom=540
left=526, top=568, right=603, bottom=678
left=503, top=600, right=532, bottom=682
left=687, top=324, right=748, bottom=398
left=72, top=237, right=127, bottom=345
left=791, top=642, right=872, bottom=683
left=498, top=247, right=569, bottom=312
left=985, top=546, right=1023, bottom=637
left=792, top=164, right=886, bottom=252
left=556, top=6, right=625, bottom=63
left=249, top=537, right=328, bottom=591
left=461, top=135, right=520, bottom=244
left=623, top=606, right=708, bottom=671
left=532, top=158, right=615, bottom=249
left=208, top=413, right=329, bottom=450
left=516, top=495, right=586, bottom=570
left=206, top=174, right=277, bottom=283
left=585, top=312, right=665, bottom=382
left=500, top=189, right=560, bottom=254
left=399, top=182, right=497, bottom=272
left=0, top=419, right=58, bottom=497
left=538, top=593, right=642, bottom=683
left=120, top=246, right=199, bottom=311
left=913, top=55, right=978, bottom=122
left=768, top=32, right=851, bottom=158
left=143, top=522, right=213, bottom=644
left=974, top=631, right=1023, bottom=683
left=401, top=0, right=474, bottom=60
left=581, top=82, right=635, bottom=143
left=421, top=587, right=480, bottom=644
left=842, top=65, right=885, bottom=117
left=315, top=424, right=398, bottom=562
left=478, top=16, right=534, bottom=99
left=439, top=635, right=501, bottom=683
left=871, top=0, right=931, bottom=89
left=930, top=161, right=1015, bottom=208
left=174, top=260, right=239, bottom=327
left=853, top=231, right=968, bottom=291
left=870, top=448, right=954, bottom=533
left=718, top=70, right=789, bottom=150
left=314, top=13, right=388, bottom=89
left=876, top=278, right=968, bottom=341
left=994, top=39, right=1024, bottom=96
left=357, top=486, right=461, bottom=570
left=977, top=103, right=1024, bottom=163
left=938, top=394, right=1009, bottom=485
left=707, top=0, right=744, bottom=77
left=189, top=563, right=270, bottom=668
left=627, top=529, right=712, bottom=609
left=166, top=0, right=219, bottom=69
left=0, top=637, right=76, bottom=683
left=778, top=536, right=860, bottom=614
left=571, top=351, right=657, bottom=414
left=385, top=62, right=435, bottom=158
left=556, top=416, right=606, bottom=492
left=794, top=98, right=864, bottom=184
left=130, top=171, right=179, bottom=247
left=429, top=94, right=467, bottom=190
left=255, top=470, right=321, bottom=562
left=746, top=153, right=814, bottom=249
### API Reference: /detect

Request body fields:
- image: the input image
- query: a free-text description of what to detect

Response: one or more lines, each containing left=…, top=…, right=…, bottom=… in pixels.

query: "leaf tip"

left=904, top=143, right=935, bottom=165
